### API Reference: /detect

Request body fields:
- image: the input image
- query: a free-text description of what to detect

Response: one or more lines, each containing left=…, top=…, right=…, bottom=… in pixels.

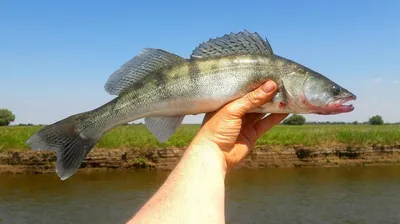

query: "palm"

left=197, top=81, right=288, bottom=168
left=202, top=113, right=270, bottom=166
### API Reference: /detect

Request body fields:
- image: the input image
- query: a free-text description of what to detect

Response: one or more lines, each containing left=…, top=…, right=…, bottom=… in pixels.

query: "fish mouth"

left=313, top=95, right=356, bottom=115
left=327, top=95, right=357, bottom=113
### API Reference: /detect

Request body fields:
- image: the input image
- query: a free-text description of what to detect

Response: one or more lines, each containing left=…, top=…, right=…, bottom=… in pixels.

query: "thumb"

left=224, top=80, right=277, bottom=118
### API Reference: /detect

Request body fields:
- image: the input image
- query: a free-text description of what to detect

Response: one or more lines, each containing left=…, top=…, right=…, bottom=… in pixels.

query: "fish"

left=26, top=30, right=356, bottom=180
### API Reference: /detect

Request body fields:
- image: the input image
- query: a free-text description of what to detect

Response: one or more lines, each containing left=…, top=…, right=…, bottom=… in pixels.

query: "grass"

left=1, top=124, right=400, bottom=152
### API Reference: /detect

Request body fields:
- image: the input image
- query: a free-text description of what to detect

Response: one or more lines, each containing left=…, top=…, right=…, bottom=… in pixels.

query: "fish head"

left=281, top=64, right=356, bottom=115
left=301, top=73, right=356, bottom=114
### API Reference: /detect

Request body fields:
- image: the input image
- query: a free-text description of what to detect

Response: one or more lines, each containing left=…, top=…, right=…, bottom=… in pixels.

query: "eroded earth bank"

left=1, top=144, right=400, bottom=175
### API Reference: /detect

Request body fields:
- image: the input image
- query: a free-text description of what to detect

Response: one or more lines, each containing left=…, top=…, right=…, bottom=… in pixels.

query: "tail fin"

left=26, top=113, right=101, bottom=180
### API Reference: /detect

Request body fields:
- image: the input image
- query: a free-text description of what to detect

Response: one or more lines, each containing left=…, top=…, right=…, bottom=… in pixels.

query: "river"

left=1, top=166, right=400, bottom=224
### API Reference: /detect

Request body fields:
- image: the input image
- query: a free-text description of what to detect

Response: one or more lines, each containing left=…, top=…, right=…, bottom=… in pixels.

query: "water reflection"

left=1, top=166, right=400, bottom=224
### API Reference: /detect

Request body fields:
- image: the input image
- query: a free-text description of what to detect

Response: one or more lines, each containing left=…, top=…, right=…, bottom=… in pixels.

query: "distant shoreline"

left=1, top=124, right=400, bottom=151
left=1, top=145, right=400, bottom=175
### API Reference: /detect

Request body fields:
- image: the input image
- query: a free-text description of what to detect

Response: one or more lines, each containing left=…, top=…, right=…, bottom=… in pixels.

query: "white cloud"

left=392, top=80, right=399, bottom=84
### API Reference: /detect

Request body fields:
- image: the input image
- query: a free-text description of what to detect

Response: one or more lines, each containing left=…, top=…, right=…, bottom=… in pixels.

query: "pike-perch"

left=26, top=30, right=356, bottom=180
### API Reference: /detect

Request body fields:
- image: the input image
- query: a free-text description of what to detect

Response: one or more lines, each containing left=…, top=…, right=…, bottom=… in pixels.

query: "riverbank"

left=2, top=124, right=400, bottom=174
left=1, top=144, right=400, bottom=174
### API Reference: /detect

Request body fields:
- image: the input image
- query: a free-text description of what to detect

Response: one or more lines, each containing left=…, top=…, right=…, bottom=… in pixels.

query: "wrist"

left=186, top=139, right=227, bottom=174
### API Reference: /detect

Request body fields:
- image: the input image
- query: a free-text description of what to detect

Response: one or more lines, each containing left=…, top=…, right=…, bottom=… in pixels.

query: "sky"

left=1, top=0, right=399, bottom=125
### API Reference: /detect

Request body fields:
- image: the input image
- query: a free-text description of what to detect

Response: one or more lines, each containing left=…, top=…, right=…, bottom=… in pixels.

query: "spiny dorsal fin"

left=190, top=30, right=273, bottom=59
left=105, top=48, right=184, bottom=95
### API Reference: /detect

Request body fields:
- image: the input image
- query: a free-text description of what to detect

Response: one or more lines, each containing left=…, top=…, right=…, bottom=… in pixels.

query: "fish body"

left=105, top=55, right=290, bottom=129
left=26, top=31, right=356, bottom=180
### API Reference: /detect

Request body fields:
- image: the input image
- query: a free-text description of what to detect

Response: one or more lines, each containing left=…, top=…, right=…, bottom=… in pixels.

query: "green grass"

left=1, top=124, right=399, bottom=152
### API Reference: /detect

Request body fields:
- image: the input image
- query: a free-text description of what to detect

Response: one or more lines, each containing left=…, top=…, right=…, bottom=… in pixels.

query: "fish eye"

left=331, top=85, right=341, bottom=95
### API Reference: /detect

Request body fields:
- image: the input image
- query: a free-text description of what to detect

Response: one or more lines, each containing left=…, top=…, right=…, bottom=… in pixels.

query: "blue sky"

left=1, top=0, right=399, bottom=124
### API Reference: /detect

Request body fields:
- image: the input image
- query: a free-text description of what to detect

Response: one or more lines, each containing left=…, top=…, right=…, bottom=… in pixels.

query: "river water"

left=1, top=166, right=400, bottom=224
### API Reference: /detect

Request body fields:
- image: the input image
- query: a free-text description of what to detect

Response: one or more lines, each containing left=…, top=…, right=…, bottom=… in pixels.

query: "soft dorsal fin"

left=190, top=30, right=273, bottom=59
left=105, top=48, right=184, bottom=95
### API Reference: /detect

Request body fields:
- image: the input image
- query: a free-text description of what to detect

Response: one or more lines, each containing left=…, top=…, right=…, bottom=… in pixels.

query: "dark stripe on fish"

left=153, top=71, right=173, bottom=100
left=211, top=63, right=218, bottom=71
left=188, top=62, right=201, bottom=82
left=154, top=71, right=167, bottom=88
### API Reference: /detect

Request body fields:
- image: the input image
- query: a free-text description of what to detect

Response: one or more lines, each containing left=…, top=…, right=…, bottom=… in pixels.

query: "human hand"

left=190, top=80, right=289, bottom=170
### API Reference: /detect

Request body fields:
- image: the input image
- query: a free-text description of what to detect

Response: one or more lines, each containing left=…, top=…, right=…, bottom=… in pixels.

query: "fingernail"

left=262, top=81, right=276, bottom=93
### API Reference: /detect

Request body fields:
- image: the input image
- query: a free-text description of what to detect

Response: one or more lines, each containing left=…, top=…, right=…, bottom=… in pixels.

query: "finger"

left=254, top=113, right=289, bottom=137
left=242, top=113, right=266, bottom=126
left=201, top=112, right=216, bottom=126
left=224, top=81, right=277, bottom=118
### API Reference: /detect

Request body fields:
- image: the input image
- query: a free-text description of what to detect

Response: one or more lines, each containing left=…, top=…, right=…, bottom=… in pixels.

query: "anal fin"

left=145, top=116, right=185, bottom=142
